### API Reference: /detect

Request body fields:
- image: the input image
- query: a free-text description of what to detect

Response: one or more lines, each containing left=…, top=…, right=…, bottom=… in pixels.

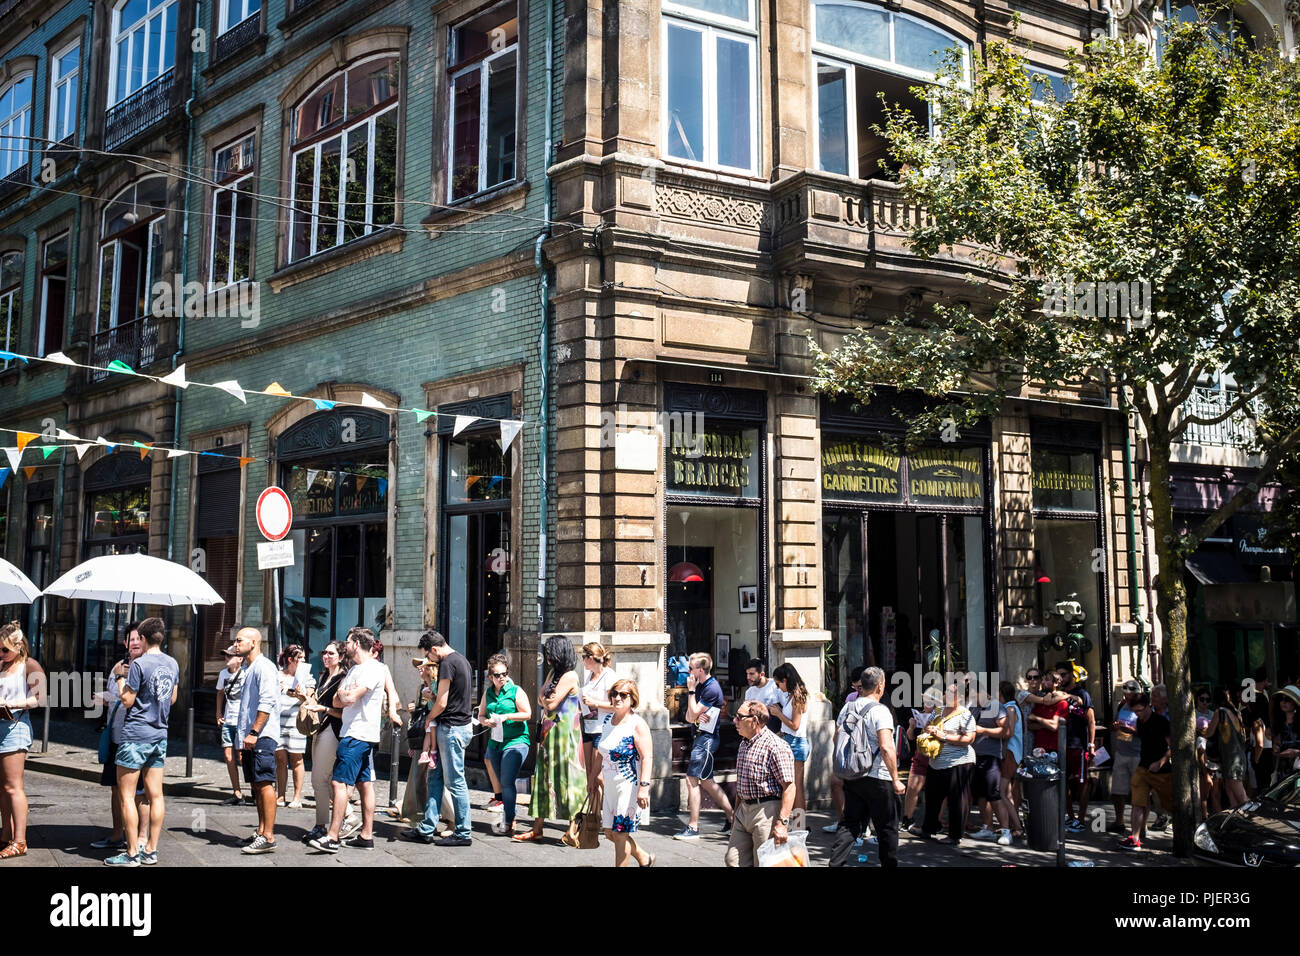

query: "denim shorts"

left=687, top=733, right=719, bottom=780
left=241, top=737, right=277, bottom=785
left=332, top=736, right=377, bottom=786
left=783, top=732, right=810, bottom=762
left=116, top=738, right=168, bottom=770
left=220, top=723, right=237, bottom=748
left=0, top=714, right=32, bottom=754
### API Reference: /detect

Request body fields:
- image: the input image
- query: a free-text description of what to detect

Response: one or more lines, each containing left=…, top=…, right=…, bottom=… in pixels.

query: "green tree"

left=810, top=19, right=1300, bottom=856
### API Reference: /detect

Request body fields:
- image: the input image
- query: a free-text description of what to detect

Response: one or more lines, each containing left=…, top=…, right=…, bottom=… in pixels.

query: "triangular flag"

left=166, top=448, right=188, bottom=459
left=0, top=351, right=29, bottom=364
left=40, top=445, right=58, bottom=459
left=0, top=468, right=7, bottom=488
left=96, top=436, right=112, bottom=445
left=498, top=419, right=523, bottom=452
left=159, top=364, right=189, bottom=389
left=213, top=380, right=247, bottom=403
left=138, top=447, right=150, bottom=460
left=413, top=409, right=434, bottom=423
left=306, top=469, right=320, bottom=489
left=56, top=428, right=79, bottom=441
left=132, top=441, right=153, bottom=450
left=238, top=457, right=256, bottom=468
left=488, top=475, right=504, bottom=488
left=264, top=382, right=291, bottom=397
left=105, top=359, right=136, bottom=375
left=356, top=476, right=368, bottom=491
left=43, top=351, right=75, bottom=365
left=2, top=448, right=19, bottom=471
left=360, top=392, right=385, bottom=409
left=453, top=415, right=476, bottom=437
left=22, top=466, right=36, bottom=480
left=377, top=478, right=388, bottom=497
left=15, top=431, right=37, bottom=452
left=465, top=475, right=483, bottom=490
left=313, top=399, right=336, bottom=411
left=73, top=443, right=92, bottom=460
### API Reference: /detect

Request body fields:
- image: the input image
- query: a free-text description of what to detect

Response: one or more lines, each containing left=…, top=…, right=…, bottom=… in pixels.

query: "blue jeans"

left=419, top=722, right=472, bottom=839
left=487, top=742, right=529, bottom=826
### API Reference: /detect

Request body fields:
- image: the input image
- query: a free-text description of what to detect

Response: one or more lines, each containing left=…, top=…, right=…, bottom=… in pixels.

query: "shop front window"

left=23, top=484, right=54, bottom=660
left=81, top=453, right=151, bottom=674
left=277, top=409, right=390, bottom=656
left=1032, top=446, right=1104, bottom=706
left=664, top=387, right=766, bottom=682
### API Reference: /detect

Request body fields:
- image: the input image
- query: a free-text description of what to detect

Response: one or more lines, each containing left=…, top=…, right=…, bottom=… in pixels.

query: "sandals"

left=0, top=841, right=27, bottom=860
left=640, top=852, right=656, bottom=867
left=511, top=830, right=545, bottom=843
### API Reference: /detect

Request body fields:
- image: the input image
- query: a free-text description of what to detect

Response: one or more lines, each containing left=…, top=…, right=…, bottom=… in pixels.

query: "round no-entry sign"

left=256, top=486, right=293, bottom=541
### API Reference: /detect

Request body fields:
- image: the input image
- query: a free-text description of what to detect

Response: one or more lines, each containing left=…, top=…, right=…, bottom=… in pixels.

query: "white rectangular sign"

left=257, top=540, right=295, bottom=570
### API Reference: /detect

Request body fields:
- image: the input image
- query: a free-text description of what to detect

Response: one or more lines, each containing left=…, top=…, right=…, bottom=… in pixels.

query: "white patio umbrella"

left=0, top=557, right=42, bottom=605
left=43, top=552, right=224, bottom=612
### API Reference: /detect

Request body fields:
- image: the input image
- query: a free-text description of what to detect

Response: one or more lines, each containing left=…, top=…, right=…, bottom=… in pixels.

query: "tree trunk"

left=1147, top=438, right=1197, bottom=858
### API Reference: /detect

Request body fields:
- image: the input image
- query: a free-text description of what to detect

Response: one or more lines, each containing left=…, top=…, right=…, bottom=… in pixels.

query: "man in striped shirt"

left=725, top=700, right=795, bottom=866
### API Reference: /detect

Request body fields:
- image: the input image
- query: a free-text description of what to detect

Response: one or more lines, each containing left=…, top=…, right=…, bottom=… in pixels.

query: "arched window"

left=1, top=249, right=22, bottom=362
left=0, top=73, right=33, bottom=179
left=95, top=176, right=167, bottom=375
left=810, top=1, right=968, bottom=180
left=110, top=0, right=179, bottom=105
left=276, top=408, right=391, bottom=652
left=288, top=54, right=399, bottom=262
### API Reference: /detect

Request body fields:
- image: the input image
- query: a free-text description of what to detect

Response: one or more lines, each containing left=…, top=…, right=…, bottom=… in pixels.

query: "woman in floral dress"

left=515, top=636, right=587, bottom=842
left=591, top=678, right=654, bottom=867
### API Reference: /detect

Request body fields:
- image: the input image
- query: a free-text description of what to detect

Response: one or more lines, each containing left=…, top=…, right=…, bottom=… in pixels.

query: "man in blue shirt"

left=675, top=653, right=735, bottom=840
left=105, top=617, right=178, bottom=867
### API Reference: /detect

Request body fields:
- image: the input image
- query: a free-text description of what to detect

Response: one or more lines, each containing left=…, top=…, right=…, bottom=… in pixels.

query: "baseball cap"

left=1122, top=679, right=1141, bottom=693
left=222, top=644, right=241, bottom=657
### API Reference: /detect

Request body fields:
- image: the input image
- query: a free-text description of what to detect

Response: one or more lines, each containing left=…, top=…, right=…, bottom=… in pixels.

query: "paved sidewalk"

left=23, top=720, right=1194, bottom=866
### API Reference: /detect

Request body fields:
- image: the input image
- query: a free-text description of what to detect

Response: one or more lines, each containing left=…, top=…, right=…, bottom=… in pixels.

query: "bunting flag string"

left=0, top=350, right=542, bottom=432
left=0, top=468, right=8, bottom=488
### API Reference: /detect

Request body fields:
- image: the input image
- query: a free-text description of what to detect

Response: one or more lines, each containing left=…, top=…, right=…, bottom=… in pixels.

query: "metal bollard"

left=389, top=725, right=401, bottom=810
left=186, top=705, right=195, bottom=778
left=1057, top=722, right=1067, bottom=868
left=41, top=697, right=50, bottom=754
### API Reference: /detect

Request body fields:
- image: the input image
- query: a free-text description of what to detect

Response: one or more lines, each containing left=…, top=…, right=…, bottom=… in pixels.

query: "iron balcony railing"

left=104, top=70, right=177, bottom=150
left=213, top=11, right=261, bottom=63
left=1179, top=386, right=1263, bottom=448
left=90, top=315, right=159, bottom=381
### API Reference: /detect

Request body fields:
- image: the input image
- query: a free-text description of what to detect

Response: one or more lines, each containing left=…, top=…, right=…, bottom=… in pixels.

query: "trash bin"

left=1018, top=755, right=1062, bottom=852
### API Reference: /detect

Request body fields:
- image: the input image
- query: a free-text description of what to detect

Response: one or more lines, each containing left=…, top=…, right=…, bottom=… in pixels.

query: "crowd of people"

left=0, top=613, right=1296, bottom=866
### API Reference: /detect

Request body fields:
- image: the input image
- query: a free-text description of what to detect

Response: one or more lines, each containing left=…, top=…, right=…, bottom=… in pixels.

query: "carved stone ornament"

left=1107, top=0, right=1164, bottom=50
left=853, top=283, right=874, bottom=318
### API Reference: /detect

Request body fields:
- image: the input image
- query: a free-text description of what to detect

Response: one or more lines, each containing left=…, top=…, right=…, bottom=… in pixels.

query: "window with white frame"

left=811, top=1, right=968, bottom=180
left=49, top=43, right=80, bottom=144
left=1025, top=66, right=1071, bottom=103
left=97, top=176, right=167, bottom=333
left=37, top=234, right=68, bottom=357
left=1, top=250, right=21, bottom=360
left=211, top=134, right=255, bottom=286
left=289, top=55, right=399, bottom=263
left=0, top=74, right=33, bottom=178
left=219, top=0, right=261, bottom=34
left=110, top=0, right=178, bottom=106
left=447, top=1, right=519, bottom=201
left=662, top=0, right=757, bottom=174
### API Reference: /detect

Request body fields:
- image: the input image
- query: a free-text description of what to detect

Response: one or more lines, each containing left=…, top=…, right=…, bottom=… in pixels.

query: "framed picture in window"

left=716, top=632, right=730, bottom=664
left=738, top=585, right=757, bottom=613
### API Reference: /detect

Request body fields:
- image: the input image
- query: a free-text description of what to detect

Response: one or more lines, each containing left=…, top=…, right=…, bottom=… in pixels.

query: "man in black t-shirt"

left=403, top=630, right=474, bottom=847
left=1056, top=664, right=1096, bottom=833
left=1121, top=694, right=1171, bottom=852
left=675, top=653, right=734, bottom=840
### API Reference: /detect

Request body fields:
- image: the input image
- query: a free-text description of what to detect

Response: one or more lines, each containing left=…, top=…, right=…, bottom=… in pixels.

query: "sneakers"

left=310, top=836, right=342, bottom=853
left=822, top=821, right=840, bottom=834
left=673, top=826, right=701, bottom=841
left=1066, top=818, right=1087, bottom=834
left=221, top=795, right=244, bottom=806
left=491, top=819, right=511, bottom=835
left=1105, top=820, right=1127, bottom=834
left=1151, top=813, right=1170, bottom=832
left=105, top=848, right=140, bottom=866
left=138, top=849, right=158, bottom=865
left=302, top=825, right=328, bottom=844
left=486, top=797, right=504, bottom=812
left=399, top=828, right=436, bottom=844
left=436, top=835, right=472, bottom=847
left=241, top=834, right=277, bottom=855
left=339, top=815, right=362, bottom=840
left=996, top=829, right=1013, bottom=846
left=90, top=835, right=128, bottom=850
left=344, top=835, right=374, bottom=850
left=287, top=800, right=304, bottom=810
left=971, top=826, right=997, bottom=840
left=1119, top=835, right=1143, bottom=851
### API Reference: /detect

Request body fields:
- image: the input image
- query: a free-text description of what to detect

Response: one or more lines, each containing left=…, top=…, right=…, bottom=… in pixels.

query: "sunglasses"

left=490, top=671, right=508, bottom=679
left=1026, top=673, right=1041, bottom=680
left=609, top=691, right=632, bottom=701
